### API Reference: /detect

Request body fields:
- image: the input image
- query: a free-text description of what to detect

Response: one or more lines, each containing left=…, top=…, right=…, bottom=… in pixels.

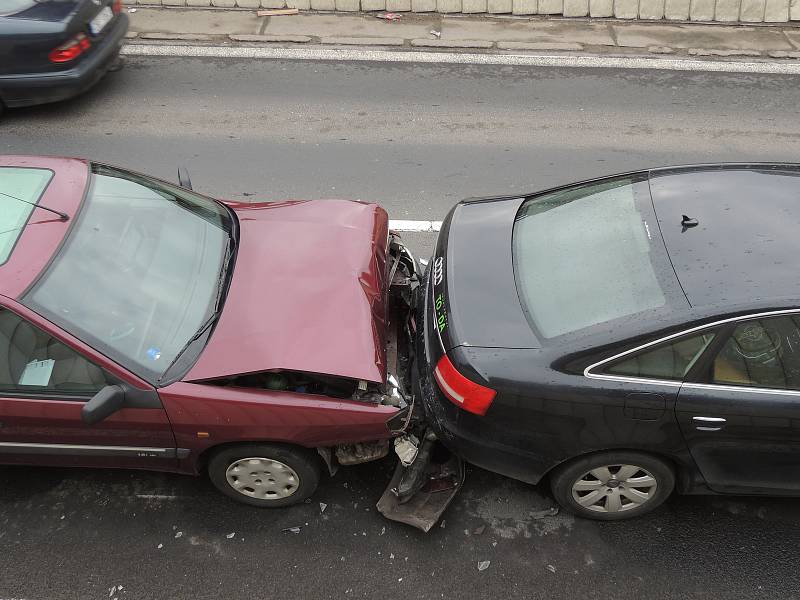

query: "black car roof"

left=648, top=164, right=800, bottom=309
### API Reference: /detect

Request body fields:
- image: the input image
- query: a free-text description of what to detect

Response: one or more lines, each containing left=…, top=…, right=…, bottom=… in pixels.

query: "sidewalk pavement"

left=125, top=7, right=800, bottom=58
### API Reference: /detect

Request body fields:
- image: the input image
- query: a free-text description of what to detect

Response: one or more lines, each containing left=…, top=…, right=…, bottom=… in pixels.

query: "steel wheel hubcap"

left=225, top=457, right=300, bottom=500
left=571, top=464, right=658, bottom=513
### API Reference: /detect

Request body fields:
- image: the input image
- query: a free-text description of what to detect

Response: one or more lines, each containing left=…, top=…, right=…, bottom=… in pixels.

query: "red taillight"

left=112, top=0, right=123, bottom=13
left=434, top=354, right=496, bottom=416
left=48, top=33, right=91, bottom=63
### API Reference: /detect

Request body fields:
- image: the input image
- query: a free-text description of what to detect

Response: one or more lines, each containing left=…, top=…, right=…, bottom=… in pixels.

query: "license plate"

left=89, top=6, right=113, bottom=35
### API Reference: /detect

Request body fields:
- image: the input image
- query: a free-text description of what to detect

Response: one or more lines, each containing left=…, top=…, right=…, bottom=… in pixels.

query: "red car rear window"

left=0, top=167, right=54, bottom=265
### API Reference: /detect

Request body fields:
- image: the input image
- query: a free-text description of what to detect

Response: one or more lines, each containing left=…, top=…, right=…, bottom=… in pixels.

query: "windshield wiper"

left=158, top=232, right=236, bottom=383
left=213, top=234, right=235, bottom=311
left=158, top=311, right=219, bottom=384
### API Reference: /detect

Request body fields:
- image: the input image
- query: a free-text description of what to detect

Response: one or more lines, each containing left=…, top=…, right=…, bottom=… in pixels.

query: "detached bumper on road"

left=0, top=14, right=128, bottom=108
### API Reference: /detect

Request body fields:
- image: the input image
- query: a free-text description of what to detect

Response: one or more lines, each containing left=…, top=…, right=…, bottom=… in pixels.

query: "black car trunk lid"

left=0, top=0, right=118, bottom=75
left=434, top=197, right=541, bottom=352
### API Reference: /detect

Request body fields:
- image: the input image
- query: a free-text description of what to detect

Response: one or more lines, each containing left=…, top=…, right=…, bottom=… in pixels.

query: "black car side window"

left=603, top=332, right=716, bottom=381
left=712, top=316, right=800, bottom=391
left=0, top=308, right=109, bottom=396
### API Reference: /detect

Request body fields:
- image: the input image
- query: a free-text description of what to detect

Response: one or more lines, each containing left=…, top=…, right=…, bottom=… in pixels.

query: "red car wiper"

left=157, top=233, right=235, bottom=384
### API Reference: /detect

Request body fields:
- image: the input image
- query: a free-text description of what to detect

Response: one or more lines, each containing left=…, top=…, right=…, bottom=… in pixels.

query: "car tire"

left=550, top=451, right=675, bottom=521
left=208, top=443, right=322, bottom=508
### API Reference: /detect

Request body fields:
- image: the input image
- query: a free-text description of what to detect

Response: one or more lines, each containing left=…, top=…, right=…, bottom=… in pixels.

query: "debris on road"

left=157, top=543, right=163, bottom=549
left=320, top=502, right=328, bottom=513
left=430, top=30, right=441, bottom=38
left=531, top=507, right=559, bottom=519
left=394, top=434, right=419, bottom=466
left=478, top=561, right=491, bottom=572
left=375, top=12, right=402, bottom=20
left=127, top=7, right=137, bottom=12
left=282, top=526, right=302, bottom=534
left=547, top=565, right=556, bottom=573
left=257, top=8, right=299, bottom=16
left=440, top=519, right=446, bottom=529
left=174, top=531, right=183, bottom=539
left=226, top=532, right=236, bottom=539
left=472, top=525, right=486, bottom=536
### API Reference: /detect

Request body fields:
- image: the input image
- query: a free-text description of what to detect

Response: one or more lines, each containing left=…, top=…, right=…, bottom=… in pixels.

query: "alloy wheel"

left=225, top=457, right=300, bottom=500
left=571, top=464, right=658, bottom=513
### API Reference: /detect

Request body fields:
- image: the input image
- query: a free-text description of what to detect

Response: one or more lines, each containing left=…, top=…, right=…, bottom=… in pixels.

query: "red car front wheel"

left=208, top=443, right=322, bottom=508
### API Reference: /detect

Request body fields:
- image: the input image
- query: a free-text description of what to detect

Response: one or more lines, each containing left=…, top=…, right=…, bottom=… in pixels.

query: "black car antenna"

left=1, top=191, right=69, bottom=221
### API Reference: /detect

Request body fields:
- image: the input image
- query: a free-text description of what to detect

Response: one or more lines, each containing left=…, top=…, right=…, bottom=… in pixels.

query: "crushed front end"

left=376, top=233, right=465, bottom=532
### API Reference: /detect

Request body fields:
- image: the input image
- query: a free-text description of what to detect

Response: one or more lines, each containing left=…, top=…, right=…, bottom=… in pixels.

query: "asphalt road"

left=3, top=56, right=800, bottom=600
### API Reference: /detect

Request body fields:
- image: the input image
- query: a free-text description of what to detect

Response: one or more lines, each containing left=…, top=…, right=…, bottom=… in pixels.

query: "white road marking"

left=135, top=494, right=179, bottom=500
left=122, top=43, right=800, bottom=75
left=389, top=220, right=442, bottom=232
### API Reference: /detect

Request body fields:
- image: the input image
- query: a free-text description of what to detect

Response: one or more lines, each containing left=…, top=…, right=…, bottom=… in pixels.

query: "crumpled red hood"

left=184, top=200, right=389, bottom=384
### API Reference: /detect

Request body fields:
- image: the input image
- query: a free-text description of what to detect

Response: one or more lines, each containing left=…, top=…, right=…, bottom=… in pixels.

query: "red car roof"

left=0, top=155, right=89, bottom=299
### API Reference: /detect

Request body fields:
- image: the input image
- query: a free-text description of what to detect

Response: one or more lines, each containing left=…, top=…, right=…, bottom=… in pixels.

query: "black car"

left=416, top=164, right=800, bottom=520
left=0, top=0, right=127, bottom=113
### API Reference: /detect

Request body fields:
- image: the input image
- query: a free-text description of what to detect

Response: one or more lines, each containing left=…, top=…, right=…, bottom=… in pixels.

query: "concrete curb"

left=120, top=42, right=800, bottom=73
left=230, top=33, right=314, bottom=40
left=410, top=38, right=494, bottom=46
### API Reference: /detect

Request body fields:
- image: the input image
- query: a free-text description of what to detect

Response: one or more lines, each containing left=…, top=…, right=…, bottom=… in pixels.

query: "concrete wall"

left=129, top=0, right=800, bottom=22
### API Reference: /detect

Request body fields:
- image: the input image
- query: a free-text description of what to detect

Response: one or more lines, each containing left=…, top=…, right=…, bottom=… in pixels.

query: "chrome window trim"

left=584, top=308, right=800, bottom=389
left=682, top=382, right=800, bottom=397
left=583, top=374, right=683, bottom=387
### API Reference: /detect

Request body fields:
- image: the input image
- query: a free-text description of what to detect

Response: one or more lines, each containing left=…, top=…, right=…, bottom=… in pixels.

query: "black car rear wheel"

left=550, top=451, right=675, bottom=521
left=208, top=443, right=322, bottom=508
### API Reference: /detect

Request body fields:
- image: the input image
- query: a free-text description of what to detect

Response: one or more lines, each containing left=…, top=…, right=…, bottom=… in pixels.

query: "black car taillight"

left=434, top=354, right=496, bottom=416
left=49, top=33, right=91, bottom=63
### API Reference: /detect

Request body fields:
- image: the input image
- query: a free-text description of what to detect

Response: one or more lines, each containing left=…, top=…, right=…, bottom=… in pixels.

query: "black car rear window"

left=512, top=176, right=679, bottom=339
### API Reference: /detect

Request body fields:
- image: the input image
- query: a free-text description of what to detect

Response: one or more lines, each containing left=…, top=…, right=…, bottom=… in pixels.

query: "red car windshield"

left=23, top=164, right=234, bottom=383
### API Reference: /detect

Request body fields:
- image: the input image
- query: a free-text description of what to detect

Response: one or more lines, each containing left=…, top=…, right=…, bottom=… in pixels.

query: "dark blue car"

left=0, top=0, right=128, bottom=113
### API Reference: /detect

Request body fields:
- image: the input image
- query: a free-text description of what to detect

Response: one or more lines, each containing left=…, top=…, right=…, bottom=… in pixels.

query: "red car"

left=0, top=155, right=419, bottom=507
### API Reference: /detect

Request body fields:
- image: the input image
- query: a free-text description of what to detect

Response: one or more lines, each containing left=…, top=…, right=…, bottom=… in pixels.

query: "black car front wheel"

left=550, top=451, right=675, bottom=521
left=208, top=443, right=322, bottom=508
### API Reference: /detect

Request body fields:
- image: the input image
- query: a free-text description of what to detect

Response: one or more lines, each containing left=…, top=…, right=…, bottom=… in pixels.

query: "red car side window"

left=0, top=308, right=109, bottom=396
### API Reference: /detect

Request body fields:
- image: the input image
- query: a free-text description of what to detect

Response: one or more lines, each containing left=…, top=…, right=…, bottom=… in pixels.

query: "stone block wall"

left=129, top=0, right=800, bottom=22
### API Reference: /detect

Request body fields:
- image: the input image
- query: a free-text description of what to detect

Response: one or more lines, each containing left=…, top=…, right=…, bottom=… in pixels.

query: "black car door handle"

left=693, top=416, right=726, bottom=431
